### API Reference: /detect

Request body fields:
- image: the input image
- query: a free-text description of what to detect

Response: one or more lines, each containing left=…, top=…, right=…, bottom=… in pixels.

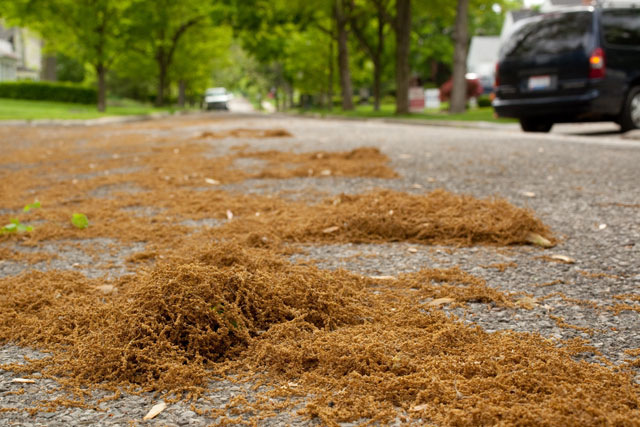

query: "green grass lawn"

left=300, top=103, right=516, bottom=123
left=0, top=98, right=181, bottom=120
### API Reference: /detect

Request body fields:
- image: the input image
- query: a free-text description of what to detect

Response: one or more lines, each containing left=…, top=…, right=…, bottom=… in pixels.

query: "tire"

left=620, top=86, right=640, bottom=132
left=519, top=118, right=553, bottom=133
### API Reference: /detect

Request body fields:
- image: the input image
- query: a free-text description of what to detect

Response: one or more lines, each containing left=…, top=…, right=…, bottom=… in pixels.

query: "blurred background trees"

left=0, top=0, right=522, bottom=113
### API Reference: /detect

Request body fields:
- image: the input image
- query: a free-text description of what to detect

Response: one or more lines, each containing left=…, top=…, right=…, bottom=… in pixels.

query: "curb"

left=278, top=111, right=520, bottom=132
left=621, top=130, right=640, bottom=140
left=0, top=110, right=201, bottom=127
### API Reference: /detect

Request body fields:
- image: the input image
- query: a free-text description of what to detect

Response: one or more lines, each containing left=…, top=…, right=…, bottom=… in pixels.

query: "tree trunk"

left=327, top=35, right=334, bottom=111
left=41, top=54, right=57, bottom=81
left=156, top=60, right=166, bottom=107
left=373, top=9, right=384, bottom=111
left=287, top=83, right=294, bottom=110
left=430, top=59, right=438, bottom=82
left=373, top=59, right=381, bottom=111
left=178, top=80, right=186, bottom=108
left=450, top=0, right=469, bottom=114
left=335, top=0, right=354, bottom=111
left=395, top=0, right=411, bottom=115
left=97, top=63, right=106, bottom=112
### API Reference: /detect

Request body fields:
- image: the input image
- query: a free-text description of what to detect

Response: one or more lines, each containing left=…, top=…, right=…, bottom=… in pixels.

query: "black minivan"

left=493, top=6, right=640, bottom=133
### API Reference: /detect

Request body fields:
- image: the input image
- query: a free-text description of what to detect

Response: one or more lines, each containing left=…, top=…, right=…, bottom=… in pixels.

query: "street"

left=1, top=114, right=639, bottom=425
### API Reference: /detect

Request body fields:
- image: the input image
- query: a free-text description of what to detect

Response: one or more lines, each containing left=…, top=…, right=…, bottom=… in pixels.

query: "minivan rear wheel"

left=519, top=118, right=553, bottom=133
left=620, top=86, right=640, bottom=132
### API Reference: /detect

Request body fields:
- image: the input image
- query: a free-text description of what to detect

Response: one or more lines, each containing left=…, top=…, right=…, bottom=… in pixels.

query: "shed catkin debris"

left=1, top=188, right=554, bottom=250
left=200, top=128, right=293, bottom=139
left=1, top=244, right=639, bottom=425
left=218, top=189, right=555, bottom=247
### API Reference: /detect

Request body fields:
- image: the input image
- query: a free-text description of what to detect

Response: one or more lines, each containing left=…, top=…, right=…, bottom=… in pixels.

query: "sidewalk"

left=286, top=111, right=520, bottom=131
left=0, top=110, right=208, bottom=127
left=3, top=108, right=639, bottom=141
left=286, top=111, right=640, bottom=141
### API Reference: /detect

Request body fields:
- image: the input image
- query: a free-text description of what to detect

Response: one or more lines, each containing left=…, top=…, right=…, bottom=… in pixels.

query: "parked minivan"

left=493, top=6, right=640, bottom=133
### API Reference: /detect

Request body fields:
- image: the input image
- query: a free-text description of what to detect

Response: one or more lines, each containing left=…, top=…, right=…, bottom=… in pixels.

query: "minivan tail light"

left=494, top=62, right=500, bottom=87
left=589, top=47, right=605, bottom=79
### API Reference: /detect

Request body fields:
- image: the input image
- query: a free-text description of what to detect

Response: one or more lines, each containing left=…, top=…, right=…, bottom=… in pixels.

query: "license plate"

left=528, top=75, right=551, bottom=91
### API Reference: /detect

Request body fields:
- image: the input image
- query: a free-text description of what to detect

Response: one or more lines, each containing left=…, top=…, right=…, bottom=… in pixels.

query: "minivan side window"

left=501, top=12, right=592, bottom=58
left=602, top=9, right=640, bottom=47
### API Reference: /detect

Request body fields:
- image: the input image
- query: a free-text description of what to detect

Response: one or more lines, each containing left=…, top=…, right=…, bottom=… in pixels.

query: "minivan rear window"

left=602, top=9, right=640, bottom=47
left=501, top=12, right=593, bottom=58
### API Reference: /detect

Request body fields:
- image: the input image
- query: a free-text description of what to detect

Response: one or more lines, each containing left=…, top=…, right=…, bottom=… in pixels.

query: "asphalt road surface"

left=1, top=114, right=639, bottom=425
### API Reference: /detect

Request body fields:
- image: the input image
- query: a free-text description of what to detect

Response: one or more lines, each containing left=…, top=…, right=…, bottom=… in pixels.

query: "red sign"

left=409, top=87, right=424, bottom=112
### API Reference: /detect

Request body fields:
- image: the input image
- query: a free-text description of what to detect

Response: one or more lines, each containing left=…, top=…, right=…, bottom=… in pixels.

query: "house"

left=500, top=9, right=540, bottom=42
left=466, top=36, right=501, bottom=93
left=540, top=0, right=640, bottom=12
left=0, top=39, right=17, bottom=81
left=540, top=0, right=593, bottom=11
left=0, top=22, right=42, bottom=81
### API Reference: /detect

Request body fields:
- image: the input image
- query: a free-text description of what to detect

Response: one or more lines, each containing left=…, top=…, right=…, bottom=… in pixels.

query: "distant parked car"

left=439, top=75, right=483, bottom=102
left=493, top=6, right=640, bottom=133
left=204, top=87, right=232, bottom=110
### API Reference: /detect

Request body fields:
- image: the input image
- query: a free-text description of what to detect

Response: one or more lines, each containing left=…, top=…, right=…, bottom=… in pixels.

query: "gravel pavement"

left=1, top=114, right=639, bottom=425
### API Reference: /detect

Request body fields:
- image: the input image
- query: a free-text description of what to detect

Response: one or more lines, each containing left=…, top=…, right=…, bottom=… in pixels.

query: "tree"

left=233, top=0, right=308, bottom=110
left=347, top=0, right=391, bottom=111
left=126, top=0, right=214, bottom=106
left=2, top=0, right=130, bottom=111
left=172, top=24, right=233, bottom=108
left=389, top=0, right=411, bottom=115
left=450, top=0, right=469, bottom=113
left=234, top=0, right=347, bottom=111
left=333, top=0, right=354, bottom=110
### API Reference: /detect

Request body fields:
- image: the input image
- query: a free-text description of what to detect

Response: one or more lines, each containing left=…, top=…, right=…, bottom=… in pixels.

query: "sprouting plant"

left=23, top=200, right=41, bottom=212
left=71, top=213, right=89, bottom=229
left=210, top=302, right=241, bottom=330
left=1, top=218, right=33, bottom=234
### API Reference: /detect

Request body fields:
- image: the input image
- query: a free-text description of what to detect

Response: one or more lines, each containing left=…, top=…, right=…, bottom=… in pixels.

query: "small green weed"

left=1, top=218, right=33, bottom=234
left=23, top=200, right=41, bottom=212
left=71, top=213, right=89, bottom=229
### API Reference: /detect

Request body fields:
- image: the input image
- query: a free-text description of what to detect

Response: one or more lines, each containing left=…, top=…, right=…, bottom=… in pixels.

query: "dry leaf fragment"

left=550, top=254, right=576, bottom=264
left=320, top=169, right=332, bottom=176
left=398, top=154, right=412, bottom=159
left=516, top=296, right=537, bottom=309
left=12, top=378, right=36, bottom=385
left=526, top=232, right=553, bottom=248
left=204, top=178, right=220, bottom=185
left=598, top=223, right=607, bottom=230
left=521, top=191, right=536, bottom=198
left=322, top=226, right=339, bottom=234
left=143, top=402, right=166, bottom=420
left=369, top=275, right=397, bottom=281
left=410, top=403, right=429, bottom=412
left=96, top=285, right=116, bottom=295
left=427, top=297, right=455, bottom=307
left=411, top=183, right=423, bottom=189
left=454, top=380, right=468, bottom=400
left=407, top=247, right=418, bottom=253
left=226, top=210, right=234, bottom=220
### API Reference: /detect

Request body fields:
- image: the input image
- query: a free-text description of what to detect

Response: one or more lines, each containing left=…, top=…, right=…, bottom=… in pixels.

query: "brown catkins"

left=1, top=117, right=636, bottom=425
left=0, top=245, right=638, bottom=425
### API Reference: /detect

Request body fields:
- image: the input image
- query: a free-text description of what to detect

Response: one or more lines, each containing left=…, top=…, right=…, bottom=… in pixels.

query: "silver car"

left=204, top=87, right=232, bottom=110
